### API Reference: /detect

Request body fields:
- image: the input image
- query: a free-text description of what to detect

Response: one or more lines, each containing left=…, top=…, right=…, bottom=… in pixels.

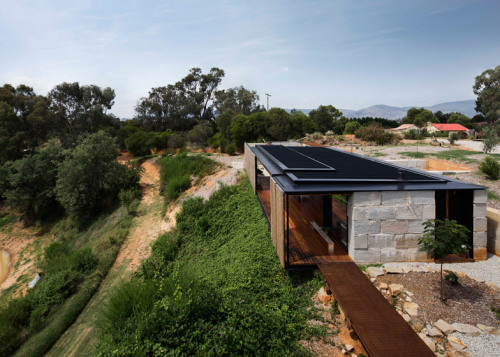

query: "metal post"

left=265, top=93, right=271, bottom=111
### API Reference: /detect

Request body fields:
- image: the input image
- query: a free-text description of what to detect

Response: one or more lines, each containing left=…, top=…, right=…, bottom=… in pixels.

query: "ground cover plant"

left=95, top=179, right=325, bottom=356
left=158, top=152, right=217, bottom=200
left=0, top=206, right=135, bottom=357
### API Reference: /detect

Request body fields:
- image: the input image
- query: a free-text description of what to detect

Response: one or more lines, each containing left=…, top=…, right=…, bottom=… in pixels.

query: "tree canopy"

left=309, top=105, right=344, bottom=133
left=214, top=86, right=263, bottom=115
left=473, top=65, right=500, bottom=122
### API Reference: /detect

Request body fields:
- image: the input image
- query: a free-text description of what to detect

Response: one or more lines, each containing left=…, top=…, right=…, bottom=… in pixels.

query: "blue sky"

left=1, top=0, right=499, bottom=118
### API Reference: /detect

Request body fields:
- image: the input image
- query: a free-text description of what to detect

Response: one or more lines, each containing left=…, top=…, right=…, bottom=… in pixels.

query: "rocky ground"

left=365, top=265, right=500, bottom=357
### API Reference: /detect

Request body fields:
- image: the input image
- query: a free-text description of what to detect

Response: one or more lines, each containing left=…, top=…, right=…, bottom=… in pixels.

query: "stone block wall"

left=347, top=191, right=435, bottom=264
left=473, top=189, right=488, bottom=260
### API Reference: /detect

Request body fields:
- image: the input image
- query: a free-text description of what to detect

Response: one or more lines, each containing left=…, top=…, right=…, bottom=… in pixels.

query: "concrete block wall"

left=347, top=191, right=435, bottom=264
left=487, top=206, right=500, bottom=256
left=473, top=189, right=488, bottom=260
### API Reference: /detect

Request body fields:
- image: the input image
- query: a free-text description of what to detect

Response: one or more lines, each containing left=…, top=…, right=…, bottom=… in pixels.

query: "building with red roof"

left=427, top=123, right=469, bottom=136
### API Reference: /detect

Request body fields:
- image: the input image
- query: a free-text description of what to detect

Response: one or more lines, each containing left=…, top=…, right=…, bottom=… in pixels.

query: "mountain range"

left=289, top=99, right=477, bottom=121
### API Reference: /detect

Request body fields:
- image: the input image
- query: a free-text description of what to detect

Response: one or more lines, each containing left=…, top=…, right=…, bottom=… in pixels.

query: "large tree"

left=214, top=86, right=263, bottom=115
left=309, top=105, right=343, bottom=133
left=135, top=67, right=225, bottom=132
left=48, top=82, right=119, bottom=147
left=473, top=65, right=500, bottom=122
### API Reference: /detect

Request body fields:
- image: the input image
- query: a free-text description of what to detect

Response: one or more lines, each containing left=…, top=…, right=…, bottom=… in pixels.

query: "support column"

left=323, top=195, right=332, bottom=228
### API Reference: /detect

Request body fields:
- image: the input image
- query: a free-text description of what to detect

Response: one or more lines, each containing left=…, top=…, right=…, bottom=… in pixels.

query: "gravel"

left=449, top=331, right=500, bottom=357
left=384, top=252, right=500, bottom=287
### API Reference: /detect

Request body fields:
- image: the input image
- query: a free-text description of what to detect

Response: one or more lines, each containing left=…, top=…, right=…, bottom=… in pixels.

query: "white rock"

left=406, top=290, right=414, bottom=297
left=448, top=336, right=467, bottom=351
left=434, top=319, right=456, bottom=335
left=428, top=326, right=444, bottom=337
left=402, top=313, right=411, bottom=323
left=366, top=267, right=384, bottom=277
left=418, top=333, right=436, bottom=351
left=485, top=281, right=500, bottom=292
left=403, top=302, right=419, bottom=316
left=345, top=344, right=354, bottom=352
left=421, top=327, right=428, bottom=336
left=370, top=278, right=376, bottom=282
left=451, top=323, right=481, bottom=336
left=476, top=323, right=494, bottom=332
left=385, top=266, right=404, bottom=274
left=406, top=296, right=413, bottom=302
left=389, top=283, right=404, bottom=296
left=470, top=275, right=485, bottom=283
left=402, top=266, right=413, bottom=274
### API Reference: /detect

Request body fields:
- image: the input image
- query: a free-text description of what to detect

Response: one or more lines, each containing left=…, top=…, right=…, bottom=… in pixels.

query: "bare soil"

left=377, top=272, right=500, bottom=327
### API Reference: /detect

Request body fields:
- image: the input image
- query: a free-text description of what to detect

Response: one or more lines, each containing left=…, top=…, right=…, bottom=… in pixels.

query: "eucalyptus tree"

left=473, top=65, right=500, bottom=122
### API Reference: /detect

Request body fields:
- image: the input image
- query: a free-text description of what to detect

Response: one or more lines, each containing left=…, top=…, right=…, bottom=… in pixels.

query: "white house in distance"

left=426, top=123, right=469, bottom=136
left=391, top=124, right=420, bottom=133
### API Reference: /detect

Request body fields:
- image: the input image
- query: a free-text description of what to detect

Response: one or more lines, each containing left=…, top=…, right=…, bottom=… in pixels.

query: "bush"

left=125, top=130, right=152, bottom=156
left=165, top=175, right=191, bottom=200
left=449, top=132, right=459, bottom=145
left=479, top=157, right=500, bottom=179
left=355, top=124, right=399, bottom=145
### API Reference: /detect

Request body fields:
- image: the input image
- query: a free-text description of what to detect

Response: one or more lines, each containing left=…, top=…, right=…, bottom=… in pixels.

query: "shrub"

left=165, top=175, right=191, bottom=200
left=125, top=130, right=152, bottom=156
left=119, top=188, right=141, bottom=213
left=449, top=132, right=459, bottom=145
left=355, top=124, right=399, bottom=145
left=479, top=157, right=500, bottom=179
left=482, top=125, right=499, bottom=153
left=444, top=270, right=459, bottom=285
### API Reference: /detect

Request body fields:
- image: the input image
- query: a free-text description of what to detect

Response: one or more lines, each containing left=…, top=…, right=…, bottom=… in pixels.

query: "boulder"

left=447, top=336, right=466, bottom=351
left=366, top=267, right=384, bottom=277
left=378, top=282, right=388, bottom=290
left=427, top=326, right=444, bottom=337
left=389, top=283, right=404, bottom=296
left=476, top=323, right=494, bottom=333
left=403, top=302, right=419, bottom=316
left=434, top=319, right=456, bottom=335
left=385, top=266, right=404, bottom=274
left=345, top=344, right=354, bottom=352
left=451, top=323, right=481, bottom=336
left=402, top=313, right=411, bottom=323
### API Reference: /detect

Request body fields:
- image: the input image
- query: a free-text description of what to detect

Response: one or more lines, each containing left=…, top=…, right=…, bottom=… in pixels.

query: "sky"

left=1, top=0, right=499, bottom=118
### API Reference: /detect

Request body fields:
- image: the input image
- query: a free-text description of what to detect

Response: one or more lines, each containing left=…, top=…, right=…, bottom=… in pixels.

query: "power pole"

left=265, top=93, right=271, bottom=111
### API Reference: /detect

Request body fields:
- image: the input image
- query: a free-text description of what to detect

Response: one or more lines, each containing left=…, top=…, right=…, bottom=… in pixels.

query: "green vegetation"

left=488, top=190, right=500, bottom=200
left=473, top=65, right=500, bottom=122
left=158, top=152, right=217, bottom=201
left=354, top=123, right=398, bottom=145
left=358, top=263, right=383, bottom=273
left=0, top=213, right=16, bottom=228
left=482, top=125, right=499, bottom=153
left=400, top=151, right=429, bottom=159
left=0, top=208, right=134, bottom=357
left=444, top=270, right=459, bottom=285
left=96, top=179, right=325, bottom=355
left=418, top=219, right=470, bottom=301
left=479, top=157, right=500, bottom=179
left=492, top=306, right=500, bottom=320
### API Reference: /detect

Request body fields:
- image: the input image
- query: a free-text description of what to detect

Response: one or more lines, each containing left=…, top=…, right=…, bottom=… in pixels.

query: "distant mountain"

left=287, top=99, right=477, bottom=121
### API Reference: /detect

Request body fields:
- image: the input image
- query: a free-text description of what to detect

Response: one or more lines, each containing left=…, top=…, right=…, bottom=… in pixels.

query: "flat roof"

left=251, top=144, right=484, bottom=194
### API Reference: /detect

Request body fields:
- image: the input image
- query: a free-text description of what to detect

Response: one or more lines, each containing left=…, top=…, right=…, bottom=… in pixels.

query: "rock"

left=427, top=326, right=444, bottom=337
left=389, top=283, right=404, bottom=296
left=411, top=317, right=425, bottom=332
left=485, top=281, right=500, bottom=292
left=447, top=336, right=466, bottom=351
left=402, top=266, right=413, bottom=273
left=345, top=344, right=354, bottom=352
left=421, top=327, right=428, bottom=336
left=370, top=278, right=376, bottom=282
left=470, top=275, right=485, bottom=283
left=385, top=266, right=404, bottom=274
left=402, top=313, right=411, bottom=323
left=451, top=323, right=481, bottom=336
left=490, top=329, right=500, bottom=335
left=406, top=296, right=413, bottom=302
left=406, top=290, right=414, bottom=297
left=403, top=302, right=419, bottom=316
left=476, top=323, right=494, bottom=332
left=434, top=319, right=456, bottom=335
left=317, top=287, right=334, bottom=304
left=378, top=282, right=388, bottom=290
left=418, top=333, right=436, bottom=351
left=366, top=267, right=384, bottom=277
left=328, top=324, right=335, bottom=329
left=428, top=267, right=438, bottom=272
left=446, top=351, right=468, bottom=357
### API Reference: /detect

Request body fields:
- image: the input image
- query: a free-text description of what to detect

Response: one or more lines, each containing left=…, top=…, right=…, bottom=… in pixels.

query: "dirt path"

left=46, top=158, right=164, bottom=357
left=47, top=154, right=244, bottom=356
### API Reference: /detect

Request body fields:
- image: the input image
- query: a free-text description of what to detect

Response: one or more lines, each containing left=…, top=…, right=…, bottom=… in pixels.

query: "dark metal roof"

left=251, top=144, right=484, bottom=194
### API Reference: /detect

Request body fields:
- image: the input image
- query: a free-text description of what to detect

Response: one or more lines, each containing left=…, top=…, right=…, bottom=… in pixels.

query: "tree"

left=418, top=219, right=470, bottom=301
left=135, top=68, right=225, bottom=132
left=48, top=82, right=119, bottom=147
left=289, top=110, right=315, bottom=138
left=344, top=121, right=360, bottom=134
left=126, top=131, right=152, bottom=156
left=55, top=131, right=139, bottom=217
left=473, top=65, right=500, bottom=122
left=215, top=109, right=236, bottom=140
left=267, top=108, right=291, bottom=141
left=447, top=113, right=470, bottom=127
left=482, top=125, right=499, bottom=153
left=214, top=86, right=263, bottom=115
left=3, top=140, right=65, bottom=223
left=309, top=105, right=343, bottom=133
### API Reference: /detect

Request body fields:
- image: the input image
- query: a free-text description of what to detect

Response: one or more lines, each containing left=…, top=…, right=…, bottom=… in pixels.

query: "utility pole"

left=265, top=93, right=271, bottom=111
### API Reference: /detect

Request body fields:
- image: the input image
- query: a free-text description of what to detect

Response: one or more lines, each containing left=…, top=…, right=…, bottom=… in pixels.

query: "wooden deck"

left=318, top=263, right=434, bottom=357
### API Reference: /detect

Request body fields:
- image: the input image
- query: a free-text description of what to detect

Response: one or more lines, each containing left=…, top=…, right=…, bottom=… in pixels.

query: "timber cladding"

left=270, top=179, right=285, bottom=266
left=244, top=143, right=256, bottom=193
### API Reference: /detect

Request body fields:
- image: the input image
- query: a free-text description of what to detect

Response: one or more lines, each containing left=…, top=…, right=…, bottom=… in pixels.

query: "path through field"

left=46, top=158, right=164, bottom=357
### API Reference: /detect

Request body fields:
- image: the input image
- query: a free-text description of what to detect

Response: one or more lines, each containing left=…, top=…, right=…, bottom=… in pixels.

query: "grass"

left=400, top=151, right=429, bottom=159
left=158, top=152, right=217, bottom=201
left=95, top=178, right=327, bottom=355
left=358, top=263, right=383, bottom=273
left=0, top=213, right=16, bottom=228
left=3, top=206, right=135, bottom=357
left=488, top=190, right=500, bottom=200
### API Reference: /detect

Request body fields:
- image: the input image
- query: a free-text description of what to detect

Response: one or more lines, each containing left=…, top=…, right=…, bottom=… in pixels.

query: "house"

left=426, top=123, right=469, bottom=136
left=391, top=124, right=420, bottom=133
left=245, top=143, right=487, bottom=268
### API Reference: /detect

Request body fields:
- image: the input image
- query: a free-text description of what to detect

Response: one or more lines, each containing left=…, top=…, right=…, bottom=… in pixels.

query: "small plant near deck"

left=491, top=306, right=500, bottom=320
left=479, top=157, right=500, bottom=179
left=444, top=270, right=459, bottom=285
left=418, top=219, right=470, bottom=301
left=331, top=299, right=340, bottom=316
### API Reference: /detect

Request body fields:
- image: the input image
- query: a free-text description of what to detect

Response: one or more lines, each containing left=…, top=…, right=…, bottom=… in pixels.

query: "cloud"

left=280, top=67, right=289, bottom=72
